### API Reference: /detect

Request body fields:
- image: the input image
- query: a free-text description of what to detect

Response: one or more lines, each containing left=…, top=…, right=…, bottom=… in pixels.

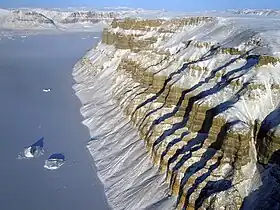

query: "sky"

left=1, top=0, right=280, bottom=12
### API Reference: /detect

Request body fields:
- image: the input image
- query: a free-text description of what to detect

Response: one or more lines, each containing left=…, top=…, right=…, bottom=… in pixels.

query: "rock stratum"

left=73, top=14, right=280, bottom=210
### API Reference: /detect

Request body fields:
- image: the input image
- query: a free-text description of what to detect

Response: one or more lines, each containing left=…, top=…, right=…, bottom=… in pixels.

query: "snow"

left=23, top=147, right=36, bottom=158
left=73, top=45, right=177, bottom=209
left=44, top=153, right=65, bottom=170
left=0, top=7, right=183, bottom=31
left=18, top=137, right=45, bottom=159
left=44, top=159, right=65, bottom=170
left=71, top=11, right=280, bottom=208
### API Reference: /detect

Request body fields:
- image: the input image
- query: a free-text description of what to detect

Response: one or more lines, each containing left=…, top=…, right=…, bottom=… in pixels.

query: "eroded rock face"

left=60, top=11, right=116, bottom=24
left=73, top=16, right=280, bottom=209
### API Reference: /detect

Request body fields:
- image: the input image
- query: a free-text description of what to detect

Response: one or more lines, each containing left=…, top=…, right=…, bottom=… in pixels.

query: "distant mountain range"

left=0, top=8, right=280, bottom=31
left=0, top=8, right=169, bottom=31
left=228, top=9, right=280, bottom=16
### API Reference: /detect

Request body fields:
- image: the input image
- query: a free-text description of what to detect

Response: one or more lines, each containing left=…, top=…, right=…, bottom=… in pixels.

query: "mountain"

left=73, top=13, right=280, bottom=210
left=228, top=9, right=280, bottom=16
left=0, top=10, right=57, bottom=29
left=1, top=6, right=280, bottom=209
left=0, top=8, right=173, bottom=31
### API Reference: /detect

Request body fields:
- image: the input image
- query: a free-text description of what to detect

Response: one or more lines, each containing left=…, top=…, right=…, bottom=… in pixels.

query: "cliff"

left=73, top=15, right=280, bottom=210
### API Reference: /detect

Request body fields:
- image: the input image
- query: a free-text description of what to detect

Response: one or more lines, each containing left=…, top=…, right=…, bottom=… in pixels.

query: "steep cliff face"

left=73, top=16, right=280, bottom=209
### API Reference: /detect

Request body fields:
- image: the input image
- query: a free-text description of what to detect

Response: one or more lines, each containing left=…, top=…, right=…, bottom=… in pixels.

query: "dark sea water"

left=0, top=32, right=109, bottom=210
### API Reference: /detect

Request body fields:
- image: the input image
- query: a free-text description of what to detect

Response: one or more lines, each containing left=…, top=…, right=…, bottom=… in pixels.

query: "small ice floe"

left=18, top=137, right=44, bottom=159
left=42, top=88, right=51, bottom=92
left=44, top=153, right=65, bottom=170
left=93, top=36, right=99, bottom=39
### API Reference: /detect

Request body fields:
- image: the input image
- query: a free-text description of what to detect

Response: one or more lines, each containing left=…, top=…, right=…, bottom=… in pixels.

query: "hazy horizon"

left=1, top=0, right=280, bottom=12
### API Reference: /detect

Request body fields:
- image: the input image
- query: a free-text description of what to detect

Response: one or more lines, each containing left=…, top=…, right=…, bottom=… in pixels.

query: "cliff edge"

left=73, top=15, right=280, bottom=210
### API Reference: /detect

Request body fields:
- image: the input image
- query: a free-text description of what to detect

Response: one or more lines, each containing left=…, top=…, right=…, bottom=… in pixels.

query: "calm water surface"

left=0, top=32, right=109, bottom=210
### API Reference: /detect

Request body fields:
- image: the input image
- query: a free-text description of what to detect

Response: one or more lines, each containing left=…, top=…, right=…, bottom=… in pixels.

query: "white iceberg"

left=44, top=153, right=65, bottom=170
left=18, top=137, right=44, bottom=159
left=42, top=88, right=51, bottom=92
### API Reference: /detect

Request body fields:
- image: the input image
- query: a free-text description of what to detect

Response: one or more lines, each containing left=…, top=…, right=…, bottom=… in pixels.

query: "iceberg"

left=19, top=137, right=44, bottom=159
left=42, top=88, right=51, bottom=92
left=44, top=153, right=65, bottom=170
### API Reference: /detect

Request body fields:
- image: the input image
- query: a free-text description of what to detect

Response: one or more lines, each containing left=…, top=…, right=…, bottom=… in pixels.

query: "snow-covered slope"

left=73, top=14, right=280, bottom=210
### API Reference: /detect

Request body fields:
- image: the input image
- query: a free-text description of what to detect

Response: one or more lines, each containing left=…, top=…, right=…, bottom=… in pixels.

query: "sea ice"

left=44, top=153, right=65, bottom=170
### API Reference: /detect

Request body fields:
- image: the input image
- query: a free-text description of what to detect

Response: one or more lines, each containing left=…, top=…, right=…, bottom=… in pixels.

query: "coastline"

left=72, top=44, right=176, bottom=210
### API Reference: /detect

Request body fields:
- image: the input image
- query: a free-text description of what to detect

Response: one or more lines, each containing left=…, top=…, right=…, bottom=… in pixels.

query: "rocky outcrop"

left=73, top=16, right=280, bottom=210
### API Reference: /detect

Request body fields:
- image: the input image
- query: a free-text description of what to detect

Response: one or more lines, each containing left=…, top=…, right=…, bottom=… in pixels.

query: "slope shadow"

left=165, top=82, right=248, bottom=195
left=257, top=107, right=280, bottom=162
left=181, top=121, right=239, bottom=209
left=163, top=80, right=250, bottom=208
left=144, top=50, right=255, bottom=140
left=193, top=107, right=280, bottom=209
left=152, top=55, right=259, bottom=153
left=194, top=179, right=232, bottom=209
left=240, top=150, right=280, bottom=210
left=269, top=149, right=280, bottom=165
left=131, top=44, right=221, bottom=119
left=120, top=48, right=189, bottom=111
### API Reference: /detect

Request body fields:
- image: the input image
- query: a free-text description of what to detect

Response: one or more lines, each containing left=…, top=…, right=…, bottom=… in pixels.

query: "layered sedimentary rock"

left=73, top=16, right=280, bottom=209
left=60, top=11, right=116, bottom=24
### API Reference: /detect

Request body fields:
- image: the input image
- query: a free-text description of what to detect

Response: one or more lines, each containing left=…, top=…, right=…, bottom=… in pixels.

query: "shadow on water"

left=48, top=153, right=65, bottom=160
left=30, top=136, right=44, bottom=148
left=30, top=137, right=44, bottom=154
